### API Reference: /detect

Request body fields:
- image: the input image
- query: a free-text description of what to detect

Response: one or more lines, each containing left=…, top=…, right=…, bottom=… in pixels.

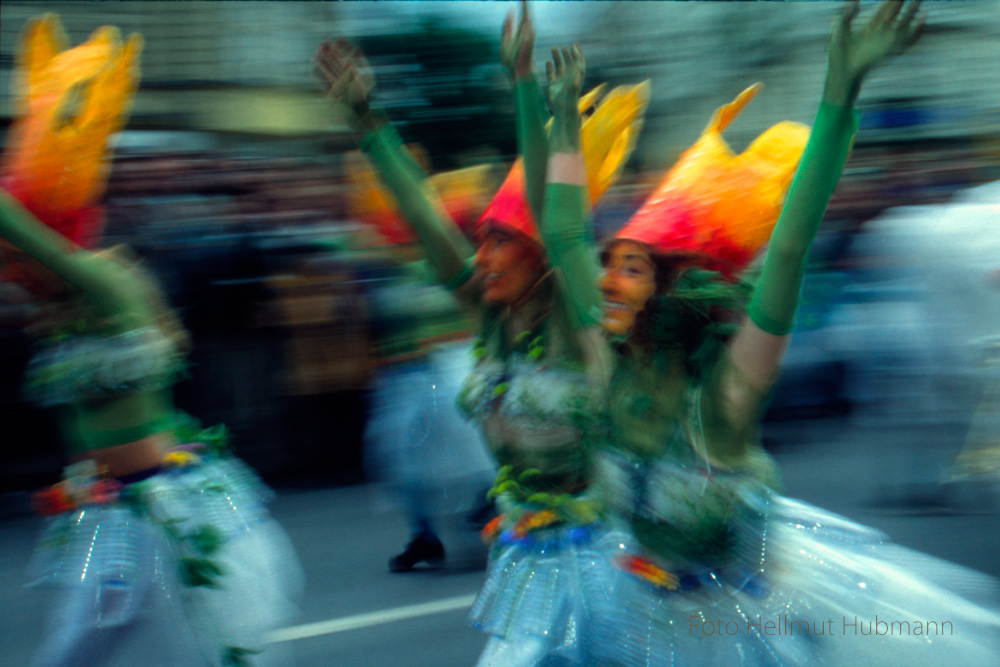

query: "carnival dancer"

left=340, top=145, right=500, bottom=572
left=0, top=14, right=302, bottom=666
left=360, top=246, right=497, bottom=571
left=539, top=1, right=1000, bottom=665
left=313, top=2, right=647, bottom=662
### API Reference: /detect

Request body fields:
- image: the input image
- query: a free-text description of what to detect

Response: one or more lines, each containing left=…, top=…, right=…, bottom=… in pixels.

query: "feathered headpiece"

left=477, top=81, right=650, bottom=243
left=344, top=144, right=496, bottom=245
left=615, top=84, right=809, bottom=278
left=349, top=82, right=650, bottom=246
left=0, top=13, right=142, bottom=249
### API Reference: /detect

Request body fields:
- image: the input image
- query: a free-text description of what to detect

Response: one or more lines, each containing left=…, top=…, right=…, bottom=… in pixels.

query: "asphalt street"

left=1, top=416, right=998, bottom=666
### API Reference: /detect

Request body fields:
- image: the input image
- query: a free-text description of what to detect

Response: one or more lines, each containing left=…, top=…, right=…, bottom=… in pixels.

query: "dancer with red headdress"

left=538, top=1, right=1000, bottom=664
left=1, top=14, right=302, bottom=666
left=314, top=1, right=648, bottom=662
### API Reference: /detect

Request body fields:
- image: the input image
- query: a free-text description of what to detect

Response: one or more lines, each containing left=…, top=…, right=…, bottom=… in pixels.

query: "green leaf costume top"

left=1, top=191, right=183, bottom=452
left=539, top=98, right=859, bottom=564
left=358, top=75, right=607, bottom=495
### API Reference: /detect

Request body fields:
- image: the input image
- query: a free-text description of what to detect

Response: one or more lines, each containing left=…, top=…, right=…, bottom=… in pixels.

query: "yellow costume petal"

left=2, top=13, right=143, bottom=218
left=582, top=81, right=650, bottom=203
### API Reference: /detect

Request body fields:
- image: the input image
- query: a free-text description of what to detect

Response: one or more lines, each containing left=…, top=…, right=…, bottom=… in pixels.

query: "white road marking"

left=265, top=593, right=478, bottom=643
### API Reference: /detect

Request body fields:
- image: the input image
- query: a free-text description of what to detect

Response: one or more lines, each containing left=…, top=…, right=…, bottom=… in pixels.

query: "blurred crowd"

left=1, top=0, right=998, bottom=497
left=2, top=133, right=997, bottom=495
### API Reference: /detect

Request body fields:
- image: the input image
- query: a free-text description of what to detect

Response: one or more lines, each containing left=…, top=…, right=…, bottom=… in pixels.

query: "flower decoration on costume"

left=163, top=449, right=202, bottom=468
left=616, top=553, right=680, bottom=591
left=481, top=515, right=504, bottom=543
left=32, top=484, right=76, bottom=516
left=512, top=509, right=560, bottom=537
left=615, top=83, right=809, bottom=278
left=482, top=465, right=603, bottom=546
left=32, top=460, right=123, bottom=515
left=0, top=13, right=142, bottom=250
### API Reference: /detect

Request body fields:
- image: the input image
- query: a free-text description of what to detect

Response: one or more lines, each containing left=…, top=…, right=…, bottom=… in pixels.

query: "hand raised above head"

left=314, top=38, right=375, bottom=118
left=826, top=0, right=925, bottom=105
left=500, top=0, right=535, bottom=79
left=545, top=44, right=585, bottom=115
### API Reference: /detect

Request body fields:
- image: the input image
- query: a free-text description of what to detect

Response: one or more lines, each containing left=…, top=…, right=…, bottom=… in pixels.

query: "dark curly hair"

left=608, top=247, right=754, bottom=380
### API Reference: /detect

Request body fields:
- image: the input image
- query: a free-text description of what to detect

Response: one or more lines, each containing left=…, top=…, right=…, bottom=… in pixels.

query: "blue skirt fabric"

left=608, top=495, right=1000, bottom=667
left=28, top=456, right=304, bottom=667
left=470, top=516, right=629, bottom=667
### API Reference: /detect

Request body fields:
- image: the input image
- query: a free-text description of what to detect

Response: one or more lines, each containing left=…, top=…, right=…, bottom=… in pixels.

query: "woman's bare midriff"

left=71, top=430, right=179, bottom=479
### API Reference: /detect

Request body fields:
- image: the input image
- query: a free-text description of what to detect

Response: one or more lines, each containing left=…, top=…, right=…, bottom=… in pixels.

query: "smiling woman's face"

left=600, top=240, right=656, bottom=336
left=474, top=225, right=545, bottom=305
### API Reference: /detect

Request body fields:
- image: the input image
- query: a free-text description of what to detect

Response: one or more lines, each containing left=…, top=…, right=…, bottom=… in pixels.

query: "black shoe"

left=389, top=535, right=445, bottom=572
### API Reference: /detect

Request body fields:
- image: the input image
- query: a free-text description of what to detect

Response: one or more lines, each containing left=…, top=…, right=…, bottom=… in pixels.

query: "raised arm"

left=0, top=190, right=153, bottom=329
left=530, top=44, right=612, bottom=384
left=541, top=45, right=605, bottom=334
left=315, top=40, right=479, bottom=307
left=501, top=0, right=549, bottom=224
left=706, top=0, right=925, bottom=459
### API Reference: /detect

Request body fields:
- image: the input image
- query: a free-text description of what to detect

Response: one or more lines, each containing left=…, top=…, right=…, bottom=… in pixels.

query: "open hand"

left=826, top=0, right=924, bottom=104
left=500, top=0, right=535, bottom=79
left=546, top=45, right=585, bottom=115
left=314, top=39, right=375, bottom=118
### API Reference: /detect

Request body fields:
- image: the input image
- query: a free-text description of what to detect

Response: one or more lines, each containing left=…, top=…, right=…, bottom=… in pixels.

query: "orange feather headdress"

left=615, top=84, right=810, bottom=278
left=0, top=13, right=142, bottom=249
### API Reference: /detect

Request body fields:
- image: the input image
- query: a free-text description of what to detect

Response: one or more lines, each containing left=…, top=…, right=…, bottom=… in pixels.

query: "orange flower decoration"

left=511, top=509, right=560, bottom=538
left=32, top=483, right=75, bottom=516
left=617, top=554, right=680, bottom=590
left=480, top=515, right=504, bottom=544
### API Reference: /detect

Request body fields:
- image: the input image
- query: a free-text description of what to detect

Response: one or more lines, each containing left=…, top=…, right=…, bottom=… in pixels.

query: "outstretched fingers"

left=572, top=44, right=585, bottom=73
left=503, top=9, right=515, bottom=44
left=551, top=47, right=564, bottom=77
left=898, top=0, right=921, bottom=28
left=896, top=1, right=924, bottom=50
left=520, top=0, right=532, bottom=35
left=313, top=44, right=339, bottom=91
left=872, top=0, right=903, bottom=28
left=839, top=0, right=861, bottom=32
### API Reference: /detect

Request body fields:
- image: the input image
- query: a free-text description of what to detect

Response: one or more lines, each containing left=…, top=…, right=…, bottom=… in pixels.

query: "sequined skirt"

left=28, top=456, right=304, bottom=666
left=609, top=495, right=1000, bottom=667
left=470, top=513, right=629, bottom=666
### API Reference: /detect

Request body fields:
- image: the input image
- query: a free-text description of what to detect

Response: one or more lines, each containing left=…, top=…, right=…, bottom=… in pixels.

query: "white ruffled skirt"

left=28, top=456, right=304, bottom=667
left=609, top=495, right=1000, bottom=667
left=470, top=519, right=629, bottom=667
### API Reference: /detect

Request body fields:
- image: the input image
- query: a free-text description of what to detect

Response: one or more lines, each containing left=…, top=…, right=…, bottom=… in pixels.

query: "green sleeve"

left=747, top=102, right=859, bottom=335
left=542, top=183, right=603, bottom=329
left=0, top=191, right=151, bottom=327
left=515, top=76, right=550, bottom=224
left=360, top=123, right=477, bottom=292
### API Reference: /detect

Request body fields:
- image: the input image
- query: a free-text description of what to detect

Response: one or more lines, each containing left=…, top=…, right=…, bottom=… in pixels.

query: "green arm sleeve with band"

left=0, top=190, right=152, bottom=327
left=747, top=102, right=859, bottom=335
left=542, top=183, right=603, bottom=329
left=360, top=124, right=477, bottom=292
left=1, top=191, right=176, bottom=451
left=515, top=76, right=550, bottom=224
